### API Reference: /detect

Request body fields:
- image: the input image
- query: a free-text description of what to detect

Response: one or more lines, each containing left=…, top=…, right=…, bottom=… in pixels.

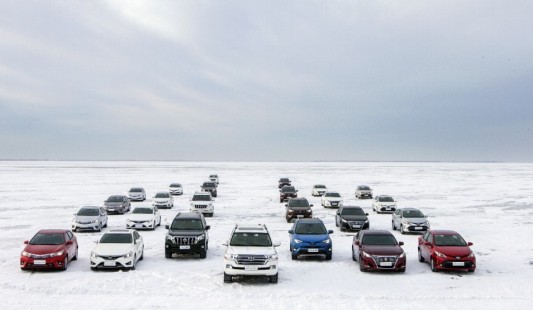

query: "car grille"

left=97, top=255, right=122, bottom=260
left=173, top=236, right=198, bottom=245
left=235, top=255, right=268, bottom=265
left=193, top=205, right=208, bottom=208
left=374, top=256, right=398, bottom=268
left=78, top=221, right=93, bottom=224
left=29, top=253, right=53, bottom=259
left=131, top=220, right=147, bottom=224
left=350, top=221, right=365, bottom=226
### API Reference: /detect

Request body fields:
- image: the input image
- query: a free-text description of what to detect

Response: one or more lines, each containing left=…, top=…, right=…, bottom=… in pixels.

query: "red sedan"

left=20, top=229, right=78, bottom=271
left=418, top=230, right=476, bottom=273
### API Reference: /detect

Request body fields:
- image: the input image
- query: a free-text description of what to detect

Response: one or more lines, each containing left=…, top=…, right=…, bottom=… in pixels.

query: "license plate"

left=179, top=245, right=190, bottom=250
left=414, top=227, right=423, bottom=230
left=135, top=224, right=143, bottom=228
left=379, top=262, right=393, bottom=267
left=104, top=261, right=116, bottom=267
left=297, top=215, right=303, bottom=218
left=308, top=249, right=319, bottom=253
left=245, top=266, right=258, bottom=271
left=452, top=262, right=465, bottom=266
left=108, top=209, right=114, bottom=211
left=352, top=225, right=361, bottom=228
left=33, top=260, right=46, bottom=265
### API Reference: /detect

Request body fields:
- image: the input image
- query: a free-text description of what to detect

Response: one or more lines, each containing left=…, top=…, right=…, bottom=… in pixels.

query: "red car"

left=352, top=230, right=406, bottom=272
left=20, top=229, right=78, bottom=271
left=418, top=230, right=476, bottom=272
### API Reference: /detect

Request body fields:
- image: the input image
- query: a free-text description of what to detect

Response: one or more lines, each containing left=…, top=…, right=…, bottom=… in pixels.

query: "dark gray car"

left=104, top=195, right=131, bottom=214
left=335, top=206, right=369, bottom=231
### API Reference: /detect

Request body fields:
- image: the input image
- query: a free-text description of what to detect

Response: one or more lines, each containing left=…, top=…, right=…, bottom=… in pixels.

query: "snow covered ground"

left=1, top=161, right=532, bottom=309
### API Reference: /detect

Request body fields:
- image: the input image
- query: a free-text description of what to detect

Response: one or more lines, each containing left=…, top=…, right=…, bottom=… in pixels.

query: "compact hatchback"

left=169, top=183, right=183, bottom=195
left=352, top=230, right=406, bottom=272
left=20, top=229, right=78, bottom=271
left=418, top=230, right=476, bottom=273
left=289, top=218, right=333, bottom=260
left=72, top=206, right=108, bottom=232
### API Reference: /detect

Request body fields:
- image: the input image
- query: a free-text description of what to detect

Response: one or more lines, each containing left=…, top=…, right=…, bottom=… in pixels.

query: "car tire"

left=90, top=267, right=97, bottom=271
left=392, top=221, right=396, bottom=230
left=430, top=258, right=438, bottom=272
left=335, top=218, right=339, bottom=227
left=359, top=259, right=365, bottom=272
left=73, top=247, right=78, bottom=261
left=200, top=250, right=207, bottom=259
left=140, top=248, right=144, bottom=261
left=325, top=254, right=332, bottom=261
left=61, top=256, right=68, bottom=271
left=269, top=273, right=278, bottom=284
left=340, top=225, right=345, bottom=232
left=223, top=272, right=232, bottom=283
left=468, top=269, right=475, bottom=273
left=103, top=221, right=108, bottom=228
left=291, top=254, right=297, bottom=260
left=400, top=224, right=405, bottom=234
left=352, top=249, right=357, bottom=261
left=165, top=250, right=171, bottom=259
left=418, top=249, right=425, bottom=262
left=131, top=256, right=136, bottom=270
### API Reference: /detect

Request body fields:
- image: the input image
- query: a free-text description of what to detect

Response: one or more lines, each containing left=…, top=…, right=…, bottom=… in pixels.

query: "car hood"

left=93, top=243, right=133, bottom=256
left=340, top=215, right=368, bottom=221
left=128, top=214, right=154, bottom=221
left=362, top=245, right=404, bottom=256
left=226, top=246, right=276, bottom=256
left=377, top=202, right=396, bottom=205
left=287, top=207, right=311, bottom=211
left=74, top=215, right=99, bottom=222
left=294, top=234, right=330, bottom=243
left=105, top=202, right=123, bottom=206
left=154, top=198, right=170, bottom=202
left=324, top=197, right=342, bottom=202
left=434, top=246, right=472, bottom=257
left=191, top=201, right=211, bottom=204
left=401, top=217, right=428, bottom=224
left=167, top=230, right=204, bottom=237
left=24, top=244, right=65, bottom=255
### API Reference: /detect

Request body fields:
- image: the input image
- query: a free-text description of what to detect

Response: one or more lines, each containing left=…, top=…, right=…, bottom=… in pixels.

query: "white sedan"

left=152, top=192, right=174, bottom=208
left=126, top=206, right=161, bottom=230
left=321, top=191, right=343, bottom=208
left=90, top=229, right=144, bottom=270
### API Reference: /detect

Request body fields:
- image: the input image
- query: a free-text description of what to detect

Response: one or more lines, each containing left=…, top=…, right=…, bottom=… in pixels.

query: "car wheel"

left=98, top=223, right=102, bottom=232
left=200, top=250, right=207, bottom=259
left=140, top=248, right=144, bottom=261
left=223, top=272, right=232, bottom=283
left=325, top=254, right=332, bottom=261
left=418, top=249, right=425, bottom=262
left=269, top=273, right=278, bottom=284
left=73, top=247, right=78, bottom=261
left=352, top=249, right=357, bottom=261
left=392, top=221, right=396, bottom=230
left=340, top=225, right=345, bottom=232
left=359, top=258, right=365, bottom=272
left=165, top=250, right=171, bottom=259
left=430, top=258, right=438, bottom=272
left=61, top=256, right=68, bottom=271
left=335, top=218, right=339, bottom=227
left=468, top=269, right=475, bottom=273
left=291, top=254, right=297, bottom=260
left=158, top=217, right=161, bottom=226
left=103, top=220, right=108, bottom=228
left=131, top=256, right=136, bottom=270
left=90, top=267, right=97, bottom=271
left=400, top=224, right=405, bottom=234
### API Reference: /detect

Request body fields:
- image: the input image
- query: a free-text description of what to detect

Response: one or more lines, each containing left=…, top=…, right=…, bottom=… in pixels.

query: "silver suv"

left=223, top=224, right=280, bottom=283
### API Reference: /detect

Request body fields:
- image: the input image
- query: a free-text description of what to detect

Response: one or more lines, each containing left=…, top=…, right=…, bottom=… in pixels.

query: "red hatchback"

left=418, top=230, right=476, bottom=273
left=20, top=229, right=78, bottom=271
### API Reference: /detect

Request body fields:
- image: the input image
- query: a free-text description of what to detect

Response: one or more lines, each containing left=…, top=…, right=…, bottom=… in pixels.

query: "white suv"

left=190, top=192, right=214, bottom=217
left=223, top=224, right=280, bottom=283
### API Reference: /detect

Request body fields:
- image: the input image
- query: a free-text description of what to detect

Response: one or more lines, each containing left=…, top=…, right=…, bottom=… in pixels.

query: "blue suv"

left=288, top=218, right=333, bottom=260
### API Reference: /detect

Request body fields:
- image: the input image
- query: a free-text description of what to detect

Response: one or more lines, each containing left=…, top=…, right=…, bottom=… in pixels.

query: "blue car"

left=288, top=218, right=333, bottom=260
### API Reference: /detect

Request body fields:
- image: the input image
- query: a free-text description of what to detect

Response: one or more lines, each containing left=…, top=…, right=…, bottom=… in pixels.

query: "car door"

left=353, top=232, right=361, bottom=257
left=335, top=207, right=342, bottom=225
left=100, top=207, right=107, bottom=226
left=65, top=231, right=75, bottom=259
left=392, top=209, right=401, bottom=228
left=133, top=231, right=143, bottom=259
left=420, top=231, right=432, bottom=261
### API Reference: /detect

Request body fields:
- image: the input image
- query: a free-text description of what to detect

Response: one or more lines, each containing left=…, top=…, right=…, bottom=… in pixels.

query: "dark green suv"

left=165, top=212, right=210, bottom=259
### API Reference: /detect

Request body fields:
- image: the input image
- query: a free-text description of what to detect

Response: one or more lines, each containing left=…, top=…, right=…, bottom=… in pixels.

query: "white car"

left=72, top=206, right=108, bottom=232
left=169, top=183, right=183, bottom=195
left=223, top=224, right=280, bottom=283
left=355, top=185, right=373, bottom=199
left=152, top=192, right=174, bottom=209
left=127, top=187, right=146, bottom=201
left=190, top=192, right=214, bottom=217
left=209, top=174, right=219, bottom=185
left=321, top=191, right=343, bottom=208
left=311, top=184, right=327, bottom=196
left=372, top=195, right=397, bottom=213
left=126, top=206, right=161, bottom=230
left=90, top=229, right=144, bottom=270
left=391, top=208, right=430, bottom=234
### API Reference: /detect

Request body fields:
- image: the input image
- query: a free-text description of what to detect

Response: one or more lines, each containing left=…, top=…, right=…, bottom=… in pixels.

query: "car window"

left=192, top=195, right=211, bottom=201
left=361, top=234, right=397, bottom=246
left=30, top=233, right=65, bottom=245
left=77, top=208, right=99, bottom=216
left=132, top=207, right=153, bottom=214
left=289, top=199, right=309, bottom=208
left=66, top=231, right=73, bottom=240
left=295, top=223, right=327, bottom=235
left=378, top=196, right=394, bottom=202
left=230, top=233, right=272, bottom=247
left=171, top=219, right=204, bottom=230
left=341, top=208, right=365, bottom=216
left=100, top=233, right=132, bottom=244
left=403, top=210, right=424, bottom=218
left=155, top=193, right=169, bottom=198
left=434, top=234, right=467, bottom=246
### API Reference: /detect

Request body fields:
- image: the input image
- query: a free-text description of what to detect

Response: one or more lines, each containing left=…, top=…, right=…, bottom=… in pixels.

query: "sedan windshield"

left=362, top=234, right=398, bottom=246
left=170, top=183, right=181, bottom=187
left=358, top=186, right=370, bottom=190
left=434, top=234, right=467, bottom=246
left=132, top=208, right=153, bottom=214
left=403, top=210, right=424, bottom=218
left=192, top=195, right=211, bottom=201
left=106, top=196, right=123, bottom=202
left=77, top=208, right=99, bottom=216
left=378, top=196, right=394, bottom=202
left=325, top=192, right=340, bottom=198
left=171, top=219, right=204, bottom=230
left=30, top=233, right=65, bottom=245
left=100, top=233, right=132, bottom=244
left=289, top=200, right=309, bottom=208
left=281, top=187, right=296, bottom=193
left=203, top=183, right=216, bottom=188
left=295, top=223, right=327, bottom=235
left=342, top=208, right=365, bottom=216
left=230, top=233, right=272, bottom=247
left=155, top=193, right=169, bottom=198
left=314, top=185, right=326, bottom=189
left=129, top=188, right=143, bottom=192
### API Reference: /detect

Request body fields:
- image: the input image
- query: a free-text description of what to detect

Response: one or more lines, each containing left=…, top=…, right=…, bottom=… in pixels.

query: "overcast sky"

left=1, top=1, right=532, bottom=162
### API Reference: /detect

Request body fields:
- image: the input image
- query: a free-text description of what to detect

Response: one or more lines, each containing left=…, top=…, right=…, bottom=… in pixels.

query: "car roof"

left=325, top=191, right=339, bottom=194
left=234, top=224, right=267, bottom=233
left=341, top=205, right=363, bottom=209
left=106, top=229, right=133, bottom=234
left=400, top=207, right=421, bottom=211
left=313, top=184, right=326, bottom=187
left=194, top=191, right=211, bottom=195
left=378, top=195, right=393, bottom=198
left=80, top=206, right=100, bottom=209
left=132, top=205, right=154, bottom=210
left=295, top=218, right=323, bottom=224
left=170, top=183, right=182, bottom=186
left=359, top=230, right=392, bottom=236
left=37, top=229, right=68, bottom=234
left=289, top=197, right=308, bottom=201
left=430, top=230, right=459, bottom=235
left=173, top=212, right=203, bottom=219
left=108, top=194, right=126, bottom=198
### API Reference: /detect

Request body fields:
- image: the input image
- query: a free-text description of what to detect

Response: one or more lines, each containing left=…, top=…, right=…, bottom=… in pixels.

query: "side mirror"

left=310, top=204, right=314, bottom=207
left=355, top=240, right=360, bottom=246
left=328, top=230, right=334, bottom=234
left=285, top=204, right=288, bottom=207
left=165, top=225, right=170, bottom=229
left=398, top=241, right=404, bottom=246
left=273, top=242, right=281, bottom=247
left=66, top=240, right=73, bottom=245
left=205, top=225, right=211, bottom=230
left=222, top=242, right=228, bottom=246
left=424, top=241, right=432, bottom=246
left=73, top=213, right=77, bottom=216
left=467, top=242, right=473, bottom=246
left=365, top=213, right=369, bottom=216
left=296, top=190, right=299, bottom=192
left=24, top=240, right=29, bottom=244
left=288, top=230, right=294, bottom=234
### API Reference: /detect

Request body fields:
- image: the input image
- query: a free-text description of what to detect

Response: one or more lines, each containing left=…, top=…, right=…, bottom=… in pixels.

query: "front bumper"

left=323, top=200, right=342, bottom=208
left=224, top=259, right=278, bottom=276
left=286, top=212, right=312, bottom=221
left=401, top=223, right=429, bottom=233
left=356, top=192, right=373, bottom=199
left=20, top=255, right=66, bottom=270
left=128, top=195, right=145, bottom=201
left=360, top=254, right=406, bottom=272
left=105, top=206, right=126, bottom=214
left=292, top=244, right=332, bottom=257
left=72, top=222, right=100, bottom=231
left=313, top=190, right=326, bottom=196
left=127, top=220, right=156, bottom=230
left=169, top=189, right=183, bottom=195
left=377, top=205, right=396, bottom=213
left=190, top=205, right=214, bottom=214
left=91, top=254, right=134, bottom=269
left=280, top=194, right=297, bottom=201
left=166, top=241, right=206, bottom=255
left=153, top=202, right=172, bottom=208
left=340, top=220, right=369, bottom=231
left=434, top=256, right=476, bottom=271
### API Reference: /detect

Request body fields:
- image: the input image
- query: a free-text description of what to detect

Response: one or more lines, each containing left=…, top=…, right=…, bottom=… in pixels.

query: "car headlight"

left=287, top=210, right=294, bottom=214
left=294, top=239, right=303, bottom=244
left=362, top=251, right=372, bottom=258
left=468, top=252, right=475, bottom=258
left=123, top=251, right=133, bottom=258
left=166, top=235, right=174, bottom=241
left=341, top=218, right=348, bottom=223
left=435, top=251, right=447, bottom=258
left=21, top=251, right=32, bottom=257
left=323, top=239, right=331, bottom=244
left=402, top=221, right=412, bottom=226
left=197, top=234, right=205, bottom=241
left=224, top=253, right=237, bottom=260
left=91, top=220, right=99, bottom=224
left=398, top=252, right=406, bottom=259
left=50, top=250, right=65, bottom=257
left=91, top=251, right=97, bottom=258
left=306, top=209, right=312, bottom=213
left=266, top=254, right=278, bottom=261
left=364, top=220, right=369, bottom=223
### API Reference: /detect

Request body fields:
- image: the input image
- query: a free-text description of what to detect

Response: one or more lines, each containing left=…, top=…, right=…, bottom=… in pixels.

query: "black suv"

left=165, top=212, right=210, bottom=259
left=285, top=198, right=313, bottom=222
left=201, top=181, right=218, bottom=197
left=335, top=206, right=369, bottom=231
left=279, top=186, right=298, bottom=203
left=278, top=178, right=291, bottom=188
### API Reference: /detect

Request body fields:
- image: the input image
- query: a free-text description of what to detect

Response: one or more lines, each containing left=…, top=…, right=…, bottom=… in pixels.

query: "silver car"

left=391, top=208, right=430, bottom=234
left=72, top=206, right=108, bottom=232
left=128, top=187, right=146, bottom=201
left=104, top=195, right=131, bottom=214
